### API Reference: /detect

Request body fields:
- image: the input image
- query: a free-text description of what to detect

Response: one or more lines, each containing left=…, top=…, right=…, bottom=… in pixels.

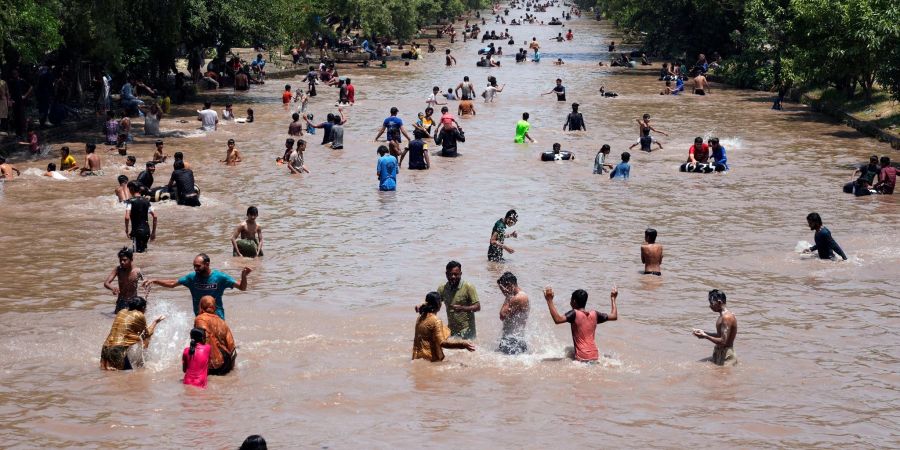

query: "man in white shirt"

left=198, top=102, right=218, bottom=131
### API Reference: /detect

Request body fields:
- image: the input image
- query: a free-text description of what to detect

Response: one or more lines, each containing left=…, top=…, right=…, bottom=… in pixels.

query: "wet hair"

left=155, top=140, right=164, bottom=146
left=621, top=152, right=631, bottom=162
left=331, top=114, right=341, bottom=124
left=227, top=139, right=235, bottom=145
left=463, top=76, right=470, bottom=81
left=86, top=143, right=96, bottom=153
left=345, top=78, right=351, bottom=84
left=61, top=146, right=70, bottom=155
left=127, top=296, right=147, bottom=312
left=806, top=212, right=822, bottom=227
left=708, top=137, right=720, bottom=145
left=247, top=108, right=254, bottom=115
left=446, top=49, right=451, bottom=54
left=126, top=155, right=136, bottom=163
left=556, top=78, right=562, bottom=83
left=203, top=102, right=212, bottom=109
left=571, top=289, right=589, bottom=308
left=642, top=113, right=651, bottom=120
left=417, top=291, right=443, bottom=316
left=504, top=209, right=518, bottom=222
left=572, top=103, right=579, bottom=110
left=440, top=106, right=449, bottom=114
left=173, top=160, right=185, bottom=170
left=497, top=271, right=517, bottom=287
left=390, top=107, right=399, bottom=115
left=433, top=86, right=440, bottom=92
left=117, top=174, right=128, bottom=184
left=188, top=327, right=206, bottom=359
left=174, top=152, right=184, bottom=160
left=146, top=161, right=155, bottom=168
left=446, top=260, right=462, bottom=272
left=197, top=253, right=211, bottom=264
left=126, top=180, right=141, bottom=193
left=292, top=113, right=300, bottom=121
left=599, top=144, right=611, bottom=154
left=881, top=156, right=891, bottom=166
left=247, top=206, right=258, bottom=216
left=47, top=163, right=57, bottom=171
left=553, top=142, right=561, bottom=150
left=708, top=289, right=727, bottom=304
left=522, top=112, right=529, bottom=120
left=118, top=246, right=133, bottom=260
left=286, top=138, right=295, bottom=147
left=694, top=137, right=703, bottom=144
left=377, top=145, right=389, bottom=155
left=240, top=435, right=268, bottom=450
left=645, top=228, right=657, bottom=243
left=285, top=84, right=291, bottom=91
left=326, top=113, right=335, bottom=122
left=869, top=155, right=879, bottom=164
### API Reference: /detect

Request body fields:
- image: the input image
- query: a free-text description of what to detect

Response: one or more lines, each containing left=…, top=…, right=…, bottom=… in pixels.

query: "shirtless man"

left=80, top=143, right=103, bottom=176
left=152, top=140, right=168, bottom=163
left=223, top=139, right=242, bottom=166
left=104, top=247, right=143, bottom=313
left=232, top=206, right=263, bottom=257
left=0, top=156, right=20, bottom=179
left=629, top=114, right=667, bottom=152
left=692, top=289, right=737, bottom=366
left=458, top=98, right=476, bottom=117
left=497, top=272, right=530, bottom=355
left=641, top=228, right=663, bottom=275
left=115, top=175, right=130, bottom=202
left=445, top=49, right=457, bottom=66
left=692, top=71, right=710, bottom=95
left=288, top=113, right=304, bottom=136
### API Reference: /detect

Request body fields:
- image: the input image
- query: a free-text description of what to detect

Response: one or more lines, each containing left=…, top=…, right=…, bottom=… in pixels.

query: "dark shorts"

left=178, top=195, right=201, bottom=207
left=643, top=271, right=661, bottom=276
left=209, top=348, right=237, bottom=376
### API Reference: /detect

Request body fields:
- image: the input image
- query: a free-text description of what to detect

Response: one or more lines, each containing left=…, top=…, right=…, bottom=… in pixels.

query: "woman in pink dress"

left=182, top=328, right=210, bottom=389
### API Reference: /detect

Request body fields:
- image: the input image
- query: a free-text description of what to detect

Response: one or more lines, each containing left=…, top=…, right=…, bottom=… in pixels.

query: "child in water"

left=182, top=328, right=210, bottom=389
left=232, top=206, right=264, bottom=257
left=305, top=114, right=316, bottom=134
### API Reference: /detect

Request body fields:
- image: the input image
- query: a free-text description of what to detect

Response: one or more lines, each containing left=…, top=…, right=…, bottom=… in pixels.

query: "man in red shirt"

left=345, top=78, right=355, bottom=105
left=544, top=285, right=618, bottom=362
left=681, top=136, right=710, bottom=172
left=875, top=156, right=896, bottom=194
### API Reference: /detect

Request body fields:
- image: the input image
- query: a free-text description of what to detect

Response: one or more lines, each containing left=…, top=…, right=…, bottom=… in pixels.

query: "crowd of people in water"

left=0, top=0, right=891, bottom=418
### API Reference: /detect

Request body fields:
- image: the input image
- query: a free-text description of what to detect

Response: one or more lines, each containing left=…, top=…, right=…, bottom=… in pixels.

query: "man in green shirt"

left=514, top=112, right=535, bottom=143
left=437, top=260, right=481, bottom=339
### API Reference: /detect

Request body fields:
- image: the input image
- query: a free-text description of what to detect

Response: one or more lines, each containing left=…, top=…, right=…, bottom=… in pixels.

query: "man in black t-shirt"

left=542, top=78, right=566, bottom=101
left=125, top=181, right=157, bottom=252
left=399, top=138, right=430, bottom=170
left=168, top=160, right=200, bottom=207
left=563, top=103, right=585, bottom=131
left=136, top=162, right=155, bottom=194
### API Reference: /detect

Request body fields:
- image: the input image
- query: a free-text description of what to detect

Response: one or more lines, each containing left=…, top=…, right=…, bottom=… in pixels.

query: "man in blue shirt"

left=804, top=213, right=847, bottom=261
left=143, top=253, right=251, bottom=319
left=709, top=137, right=728, bottom=172
left=610, top=151, right=631, bottom=179
left=376, top=145, right=398, bottom=191
left=374, top=107, right=413, bottom=156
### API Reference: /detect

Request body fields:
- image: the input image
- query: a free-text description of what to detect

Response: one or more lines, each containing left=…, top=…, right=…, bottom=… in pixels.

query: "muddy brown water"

left=1, top=7, right=898, bottom=449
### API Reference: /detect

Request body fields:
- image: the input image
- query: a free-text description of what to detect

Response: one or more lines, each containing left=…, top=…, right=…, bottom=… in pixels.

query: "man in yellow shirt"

left=59, top=146, right=78, bottom=171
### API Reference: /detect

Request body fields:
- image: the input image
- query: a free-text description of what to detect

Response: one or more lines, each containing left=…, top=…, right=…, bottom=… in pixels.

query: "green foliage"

left=0, top=0, right=63, bottom=64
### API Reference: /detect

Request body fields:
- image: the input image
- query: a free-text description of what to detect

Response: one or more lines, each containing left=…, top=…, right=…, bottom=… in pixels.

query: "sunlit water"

left=0, top=5, right=898, bottom=448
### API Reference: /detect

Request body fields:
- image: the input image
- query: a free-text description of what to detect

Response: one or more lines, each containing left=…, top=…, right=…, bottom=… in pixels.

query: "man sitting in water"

left=692, top=289, right=736, bottom=366
left=103, top=247, right=144, bottom=313
left=231, top=206, right=264, bottom=258
left=843, top=155, right=880, bottom=196
left=136, top=162, right=155, bottom=195
left=541, top=143, right=575, bottom=161
left=167, top=160, right=200, bottom=206
left=804, top=212, right=847, bottom=261
left=194, top=295, right=237, bottom=375
left=497, top=272, right=530, bottom=355
left=680, top=137, right=710, bottom=172
left=641, top=228, right=663, bottom=275
left=544, top=285, right=618, bottom=362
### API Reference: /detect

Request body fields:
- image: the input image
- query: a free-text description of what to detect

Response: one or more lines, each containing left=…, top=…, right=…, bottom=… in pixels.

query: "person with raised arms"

left=544, top=285, right=618, bottom=362
left=142, top=253, right=251, bottom=319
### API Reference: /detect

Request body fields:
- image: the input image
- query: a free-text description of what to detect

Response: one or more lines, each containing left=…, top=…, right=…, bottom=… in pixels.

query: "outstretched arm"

left=544, top=288, right=567, bottom=324
left=607, top=286, right=618, bottom=321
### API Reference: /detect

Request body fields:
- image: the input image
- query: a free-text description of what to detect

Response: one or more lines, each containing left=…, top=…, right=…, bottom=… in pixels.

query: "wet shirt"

left=169, top=169, right=197, bottom=196
left=610, top=162, right=631, bottom=179
left=437, top=281, right=480, bottom=339
left=552, top=84, right=566, bottom=101
left=194, top=312, right=235, bottom=370
left=330, top=124, right=344, bottom=148
left=125, top=197, right=152, bottom=229
left=435, top=128, right=464, bottom=157
left=137, top=170, right=154, bottom=190
left=879, top=166, right=896, bottom=194
left=565, top=112, right=584, bottom=130
left=412, top=313, right=450, bottom=361
left=282, top=91, right=292, bottom=104
left=103, top=310, right=152, bottom=348
left=320, top=122, right=334, bottom=145
left=593, top=152, right=607, bottom=174
left=198, top=109, right=217, bottom=130
left=182, top=344, right=210, bottom=388
left=811, top=227, right=847, bottom=260
left=377, top=154, right=398, bottom=190
left=860, top=164, right=880, bottom=184
left=514, top=120, right=530, bottom=143
left=565, top=309, right=608, bottom=361
left=689, top=143, right=709, bottom=162
left=177, top=270, right=237, bottom=318
left=60, top=155, right=77, bottom=170
left=407, top=139, right=427, bottom=169
left=488, top=219, right=507, bottom=261
left=712, top=145, right=728, bottom=170
left=383, top=116, right=404, bottom=142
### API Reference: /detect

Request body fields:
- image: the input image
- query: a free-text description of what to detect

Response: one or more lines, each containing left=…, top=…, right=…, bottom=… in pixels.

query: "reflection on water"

left=0, top=4, right=899, bottom=448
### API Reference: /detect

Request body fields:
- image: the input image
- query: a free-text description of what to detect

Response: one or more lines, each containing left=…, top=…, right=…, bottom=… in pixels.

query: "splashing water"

left=141, top=298, right=194, bottom=373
